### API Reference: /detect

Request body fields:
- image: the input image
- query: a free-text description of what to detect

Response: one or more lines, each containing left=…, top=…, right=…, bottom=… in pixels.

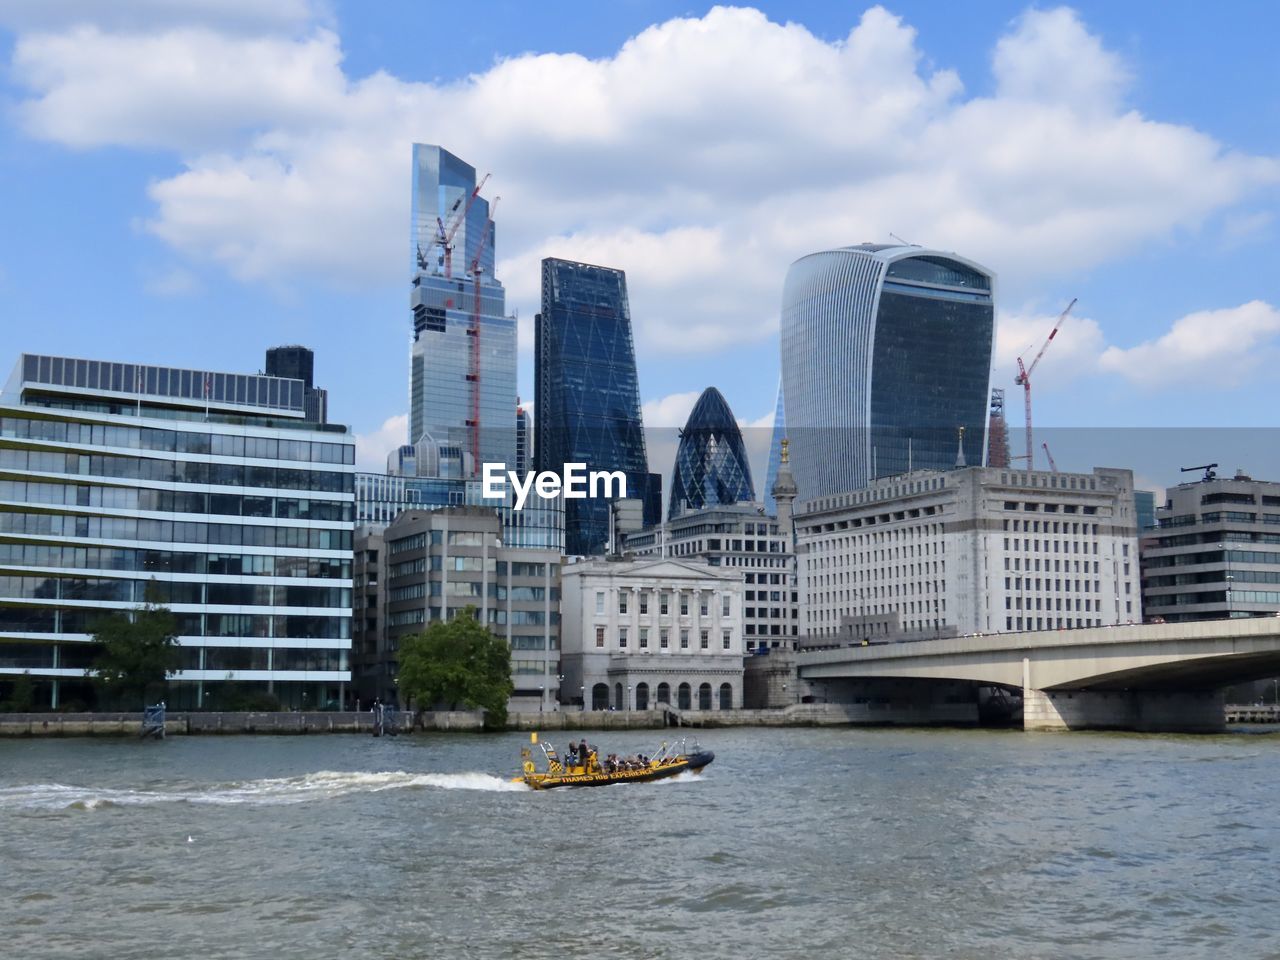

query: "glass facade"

left=669, top=387, right=755, bottom=519
left=780, top=245, right=994, bottom=500
left=535, top=258, right=657, bottom=555
left=763, top=378, right=786, bottom=514
left=354, top=472, right=564, bottom=552
left=408, top=145, right=515, bottom=474
left=0, top=354, right=355, bottom=710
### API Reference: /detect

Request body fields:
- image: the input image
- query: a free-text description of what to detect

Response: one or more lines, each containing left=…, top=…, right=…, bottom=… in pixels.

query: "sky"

left=0, top=1, right=1277, bottom=494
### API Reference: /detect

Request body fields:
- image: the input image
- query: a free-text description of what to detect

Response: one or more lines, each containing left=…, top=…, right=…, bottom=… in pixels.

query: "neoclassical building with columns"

left=560, top=556, right=744, bottom=711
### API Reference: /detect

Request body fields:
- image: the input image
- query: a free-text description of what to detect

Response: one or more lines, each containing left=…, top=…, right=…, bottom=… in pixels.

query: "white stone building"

left=795, top=466, right=1141, bottom=643
left=560, top=556, right=744, bottom=711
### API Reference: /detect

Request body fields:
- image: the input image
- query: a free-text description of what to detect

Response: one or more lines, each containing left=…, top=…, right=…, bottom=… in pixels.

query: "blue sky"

left=0, top=1, right=1277, bottom=490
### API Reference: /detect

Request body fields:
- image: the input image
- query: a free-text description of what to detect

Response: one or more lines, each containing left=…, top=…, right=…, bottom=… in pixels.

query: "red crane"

left=1042, top=441, right=1058, bottom=473
left=434, top=173, right=490, bottom=278
left=1014, top=298, right=1075, bottom=470
left=465, top=196, right=499, bottom=472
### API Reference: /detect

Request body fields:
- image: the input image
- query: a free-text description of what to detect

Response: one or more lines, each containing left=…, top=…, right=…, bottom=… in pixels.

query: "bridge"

left=797, top=617, right=1280, bottom=733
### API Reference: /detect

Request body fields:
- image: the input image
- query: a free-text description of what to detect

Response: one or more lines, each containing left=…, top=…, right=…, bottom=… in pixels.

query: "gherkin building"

left=669, top=387, right=756, bottom=520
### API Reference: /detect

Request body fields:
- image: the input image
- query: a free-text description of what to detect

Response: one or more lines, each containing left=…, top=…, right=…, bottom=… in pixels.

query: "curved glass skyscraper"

left=669, top=387, right=755, bottom=519
left=535, top=258, right=659, bottom=555
left=780, top=244, right=994, bottom=500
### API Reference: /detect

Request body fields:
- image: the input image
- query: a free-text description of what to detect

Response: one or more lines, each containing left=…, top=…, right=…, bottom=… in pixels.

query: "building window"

left=680, top=629, right=689, bottom=649
left=700, top=595, right=709, bottom=616
left=700, top=629, right=709, bottom=650
left=595, top=626, right=605, bottom=648
left=596, top=591, right=605, bottom=615
left=722, top=630, right=731, bottom=650
left=638, top=628, right=647, bottom=649
left=639, top=593, right=649, bottom=615
left=618, top=593, right=627, bottom=615
left=619, top=628, right=628, bottom=649
left=660, top=593, right=670, bottom=615
left=660, top=628, right=669, bottom=649
left=722, top=595, right=731, bottom=617
left=680, top=595, right=689, bottom=616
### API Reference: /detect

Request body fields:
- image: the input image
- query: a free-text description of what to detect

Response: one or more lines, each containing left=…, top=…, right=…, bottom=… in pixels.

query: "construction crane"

left=1014, top=297, right=1076, bottom=470
left=465, top=197, right=499, bottom=471
left=1042, top=441, right=1058, bottom=473
left=434, top=173, right=490, bottom=278
left=1180, top=463, right=1218, bottom=483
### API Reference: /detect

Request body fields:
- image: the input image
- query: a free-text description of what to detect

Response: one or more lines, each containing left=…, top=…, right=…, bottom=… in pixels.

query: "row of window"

left=604, top=591, right=733, bottom=617
left=1144, top=569, right=1280, bottom=588
left=1003, top=537, right=1100, bottom=555
left=0, top=511, right=352, bottom=551
left=388, top=530, right=494, bottom=554
left=1007, top=596, right=1103, bottom=612
left=595, top=625, right=733, bottom=651
left=388, top=582, right=558, bottom=603
left=1002, top=496, right=1099, bottom=510
left=1, top=479, right=352, bottom=522
left=0, top=642, right=350, bottom=673
left=0, top=542, right=350, bottom=580
left=0, top=448, right=354, bottom=493
left=0, top=608, right=350, bottom=638
left=0, top=575, right=350, bottom=608
left=1, top=415, right=353, bottom=464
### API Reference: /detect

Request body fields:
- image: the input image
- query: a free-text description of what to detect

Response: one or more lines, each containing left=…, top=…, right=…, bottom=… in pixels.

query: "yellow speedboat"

left=515, top=732, right=714, bottom=790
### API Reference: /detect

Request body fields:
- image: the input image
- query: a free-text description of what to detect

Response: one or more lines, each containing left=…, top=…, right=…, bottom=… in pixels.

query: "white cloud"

left=5, top=4, right=1278, bottom=355
left=641, top=390, right=702, bottom=428
left=993, top=305, right=1107, bottom=389
left=354, top=412, right=407, bottom=471
left=1098, top=300, right=1280, bottom=388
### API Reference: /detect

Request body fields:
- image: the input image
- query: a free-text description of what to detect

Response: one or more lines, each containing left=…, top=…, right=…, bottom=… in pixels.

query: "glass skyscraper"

left=780, top=244, right=994, bottom=501
left=669, top=387, right=755, bottom=519
left=763, top=378, right=786, bottom=515
left=535, top=257, right=658, bottom=555
left=0, top=352, right=355, bottom=711
left=408, top=144, right=515, bottom=476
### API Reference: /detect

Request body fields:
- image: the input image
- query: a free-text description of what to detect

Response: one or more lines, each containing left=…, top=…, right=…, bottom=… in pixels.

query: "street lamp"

left=627, top=683, right=633, bottom=712
left=580, top=685, right=585, bottom=712
left=540, top=685, right=545, bottom=713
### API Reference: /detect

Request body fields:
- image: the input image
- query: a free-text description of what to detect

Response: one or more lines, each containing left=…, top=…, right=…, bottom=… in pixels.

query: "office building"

left=622, top=503, right=796, bottom=651
left=408, top=144, right=516, bottom=476
left=1141, top=469, right=1280, bottom=622
left=353, top=472, right=563, bottom=552
left=780, top=244, right=995, bottom=501
left=560, top=556, right=744, bottom=711
left=669, top=387, right=755, bottom=519
left=374, top=507, right=561, bottom=711
left=0, top=352, right=355, bottom=710
left=535, top=257, right=658, bottom=554
left=515, top=399, right=531, bottom=475
left=795, top=466, right=1140, bottom=643
left=265, top=345, right=328, bottom=424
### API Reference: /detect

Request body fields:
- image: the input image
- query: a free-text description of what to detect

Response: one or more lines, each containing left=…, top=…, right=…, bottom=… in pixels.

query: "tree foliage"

left=3, top=671, right=36, bottom=712
left=397, top=606, right=513, bottom=730
left=91, top=599, right=180, bottom=709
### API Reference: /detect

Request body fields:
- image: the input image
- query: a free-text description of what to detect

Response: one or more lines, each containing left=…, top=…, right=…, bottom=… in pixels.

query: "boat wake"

left=0, top=770, right=527, bottom=811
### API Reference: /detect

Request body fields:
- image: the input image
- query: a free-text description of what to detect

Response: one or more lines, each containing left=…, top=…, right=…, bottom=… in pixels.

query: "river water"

left=2, top=727, right=1279, bottom=960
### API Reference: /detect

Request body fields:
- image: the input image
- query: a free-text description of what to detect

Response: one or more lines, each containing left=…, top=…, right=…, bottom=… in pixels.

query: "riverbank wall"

left=0, top=702, right=982, bottom=737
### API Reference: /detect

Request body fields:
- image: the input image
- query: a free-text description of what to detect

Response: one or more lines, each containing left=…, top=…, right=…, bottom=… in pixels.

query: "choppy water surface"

left=3, top=728, right=1279, bottom=959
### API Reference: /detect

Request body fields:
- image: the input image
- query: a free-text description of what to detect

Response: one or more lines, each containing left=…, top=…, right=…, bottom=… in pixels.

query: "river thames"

left=2, top=727, right=1278, bottom=959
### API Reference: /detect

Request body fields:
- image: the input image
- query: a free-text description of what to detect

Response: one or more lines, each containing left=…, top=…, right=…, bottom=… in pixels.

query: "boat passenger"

left=566, top=742, right=579, bottom=766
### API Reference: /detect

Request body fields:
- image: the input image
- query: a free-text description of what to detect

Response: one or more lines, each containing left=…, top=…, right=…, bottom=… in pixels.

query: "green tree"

left=5, top=671, right=36, bottom=712
left=90, top=599, right=180, bottom=709
left=397, top=606, right=513, bottom=730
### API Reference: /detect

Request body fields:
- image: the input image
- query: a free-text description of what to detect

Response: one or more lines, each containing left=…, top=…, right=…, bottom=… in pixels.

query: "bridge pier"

left=1023, top=688, right=1226, bottom=733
